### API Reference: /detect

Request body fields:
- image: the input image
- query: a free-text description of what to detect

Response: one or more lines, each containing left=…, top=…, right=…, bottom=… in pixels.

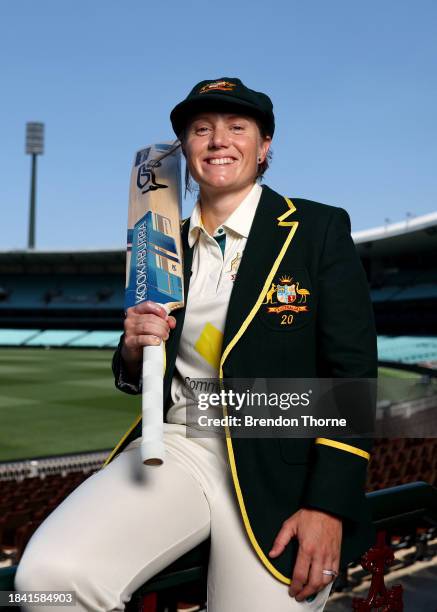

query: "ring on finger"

left=321, top=569, right=338, bottom=579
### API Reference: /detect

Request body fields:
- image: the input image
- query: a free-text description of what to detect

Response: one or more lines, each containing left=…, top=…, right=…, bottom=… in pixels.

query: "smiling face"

left=182, top=112, right=271, bottom=198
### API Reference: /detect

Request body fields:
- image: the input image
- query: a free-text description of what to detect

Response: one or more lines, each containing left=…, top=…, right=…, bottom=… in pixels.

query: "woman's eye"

left=195, top=126, right=210, bottom=135
left=231, top=125, right=244, bottom=132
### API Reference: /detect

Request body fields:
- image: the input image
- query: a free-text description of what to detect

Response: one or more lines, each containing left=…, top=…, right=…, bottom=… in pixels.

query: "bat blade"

left=126, top=143, right=184, bottom=312
left=125, top=143, right=184, bottom=466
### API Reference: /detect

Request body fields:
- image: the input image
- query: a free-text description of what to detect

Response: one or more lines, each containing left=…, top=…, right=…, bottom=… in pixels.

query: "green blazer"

left=103, top=184, right=378, bottom=584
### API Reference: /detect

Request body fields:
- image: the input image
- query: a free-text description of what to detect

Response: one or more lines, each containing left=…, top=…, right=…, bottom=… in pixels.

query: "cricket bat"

left=125, top=142, right=184, bottom=465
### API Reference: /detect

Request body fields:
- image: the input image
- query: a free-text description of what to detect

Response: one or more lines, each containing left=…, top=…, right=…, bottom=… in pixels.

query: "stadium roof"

left=352, top=210, right=437, bottom=257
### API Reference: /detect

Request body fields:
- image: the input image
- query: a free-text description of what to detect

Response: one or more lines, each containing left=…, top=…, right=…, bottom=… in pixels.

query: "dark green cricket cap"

left=170, top=77, right=275, bottom=138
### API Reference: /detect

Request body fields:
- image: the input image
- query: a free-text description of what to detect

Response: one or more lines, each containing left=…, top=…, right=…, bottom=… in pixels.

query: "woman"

left=15, top=77, right=377, bottom=611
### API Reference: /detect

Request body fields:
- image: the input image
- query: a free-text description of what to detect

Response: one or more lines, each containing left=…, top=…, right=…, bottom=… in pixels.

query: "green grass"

left=0, top=348, right=140, bottom=461
left=377, top=366, right=437, bottom=403
left=1, top=350, right=435, bottom=462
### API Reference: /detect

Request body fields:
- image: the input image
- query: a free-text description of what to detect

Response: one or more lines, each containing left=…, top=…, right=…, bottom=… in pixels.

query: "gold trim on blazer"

left=101, top=412, right=142, bottom=468
left=315, top=438, right=370, bottom=460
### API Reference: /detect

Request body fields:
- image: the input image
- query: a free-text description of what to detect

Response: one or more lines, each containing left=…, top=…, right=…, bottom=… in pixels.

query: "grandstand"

left=1, top=209, right=437, bottom=610
left=0, top=208, right=435, bottom=343
left=354, top=211, right=437, bottom=337
left=0, top=250, right=124, bottom=331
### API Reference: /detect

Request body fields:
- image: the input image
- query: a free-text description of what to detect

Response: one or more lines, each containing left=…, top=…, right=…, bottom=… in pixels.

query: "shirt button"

left=217, top=228, right=224, bottom=234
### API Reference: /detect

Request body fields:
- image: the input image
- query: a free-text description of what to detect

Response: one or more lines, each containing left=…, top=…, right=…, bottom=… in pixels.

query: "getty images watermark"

left=180, top=377, right=437, bottom=438
left=196, top=387, right=345, bottom=428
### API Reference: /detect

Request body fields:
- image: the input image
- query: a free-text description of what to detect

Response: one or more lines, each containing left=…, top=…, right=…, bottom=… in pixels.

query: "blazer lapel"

left=221, top=185, right=298, bottom=367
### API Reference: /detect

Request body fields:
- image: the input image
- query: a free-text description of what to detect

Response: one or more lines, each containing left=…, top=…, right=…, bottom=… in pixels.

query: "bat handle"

left=141, top=342, right=165, bottom=465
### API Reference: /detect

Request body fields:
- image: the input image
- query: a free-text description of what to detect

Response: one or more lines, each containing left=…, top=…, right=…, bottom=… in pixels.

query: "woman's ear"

left=259, top=135, right=272, bottom=163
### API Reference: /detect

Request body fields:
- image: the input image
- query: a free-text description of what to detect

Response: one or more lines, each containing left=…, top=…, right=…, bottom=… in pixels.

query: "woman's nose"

left=210, top=126, right=230, bottom=148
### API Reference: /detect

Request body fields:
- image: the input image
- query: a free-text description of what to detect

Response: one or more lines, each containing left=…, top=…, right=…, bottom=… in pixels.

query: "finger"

left=125, top=310, right=170, bottom=333
left=132, top=301, right=168, bottom=318
left=124, top=306, right=155, bottom=329
left=125, top=302, right=157, bottom=319
left=268, top=520, right=296, bottom=558
left=123, top=332, right=160, bottom=352
left=298, top=553, right=339, bottom=602
left=121, top=334, right=162, bottom=363
left=135, top=317, right=170, bottom=340
left=134, top=334, right=163, bottom=347
left=294, top=558, right=326, bottom=602
left=319, top=558, right=339, bottom=588
left=289, top=549, right=311, bottom=598
left=167, top=315, right=177, bottom=329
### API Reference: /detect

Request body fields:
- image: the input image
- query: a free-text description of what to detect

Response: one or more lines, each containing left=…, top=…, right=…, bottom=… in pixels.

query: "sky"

left=0, top=0, right=436, bottom=250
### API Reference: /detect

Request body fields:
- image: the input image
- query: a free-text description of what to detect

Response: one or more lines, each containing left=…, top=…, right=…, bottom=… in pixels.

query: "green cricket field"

left=0, top=348, right=140, bottom=462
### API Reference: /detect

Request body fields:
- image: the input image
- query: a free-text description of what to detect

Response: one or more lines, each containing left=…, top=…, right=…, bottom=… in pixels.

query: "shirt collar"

left=188, top=182, right=263, bottom=248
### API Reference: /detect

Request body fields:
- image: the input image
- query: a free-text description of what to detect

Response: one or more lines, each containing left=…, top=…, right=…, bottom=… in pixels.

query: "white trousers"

left=15, top=424, right=333, bottom=611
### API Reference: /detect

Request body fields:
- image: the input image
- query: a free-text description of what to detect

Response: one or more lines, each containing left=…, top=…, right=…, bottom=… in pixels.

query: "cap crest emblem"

left=199, top=81, right=237, bottom=94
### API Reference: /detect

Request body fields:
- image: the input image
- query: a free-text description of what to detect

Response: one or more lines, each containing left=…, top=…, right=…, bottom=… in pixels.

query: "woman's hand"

left=268, top=508, right=342, bottom=602
left=121, top=301, right=177, bottom=365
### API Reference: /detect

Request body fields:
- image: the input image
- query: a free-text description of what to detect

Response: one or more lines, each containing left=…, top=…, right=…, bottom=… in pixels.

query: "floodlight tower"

left=26, top=122, right=44, bottom=249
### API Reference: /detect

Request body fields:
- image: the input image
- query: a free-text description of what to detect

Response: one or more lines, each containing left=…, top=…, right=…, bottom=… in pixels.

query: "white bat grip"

left=141, top=342, right=165, bottom=465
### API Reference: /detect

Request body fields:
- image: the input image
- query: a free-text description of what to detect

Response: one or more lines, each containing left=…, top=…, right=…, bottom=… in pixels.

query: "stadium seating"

left=371, top=283, right=437, bottom=303
left=0, top=329, right=40, bottom=346
left=370, top=286, right=403, bottom=302
left=372, top=267, right=436, bottom=289
left=391, top=283, right=437, bottom=301
left=377, top=335, right=437, bottom=364
left=0, top=329, right=121, bottom=348
left=0, top=277, right=50, bottom=309
left=0, top=471, right=93, bottom=564
left=0, top=275, right=124, bottom=311
left=367, top=438, right=437, bottom=491
left=2, top=331, right=434, bottom=354
left=68, top=330, right=121, bottom=348
left=25, top=330, right=87, bottom=347
left=369, top=265, right=437, bottom=329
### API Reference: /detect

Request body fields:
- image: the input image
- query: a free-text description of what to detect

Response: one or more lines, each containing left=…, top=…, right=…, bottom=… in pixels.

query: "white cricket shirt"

left=166, top=182, right=263, bottom=425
